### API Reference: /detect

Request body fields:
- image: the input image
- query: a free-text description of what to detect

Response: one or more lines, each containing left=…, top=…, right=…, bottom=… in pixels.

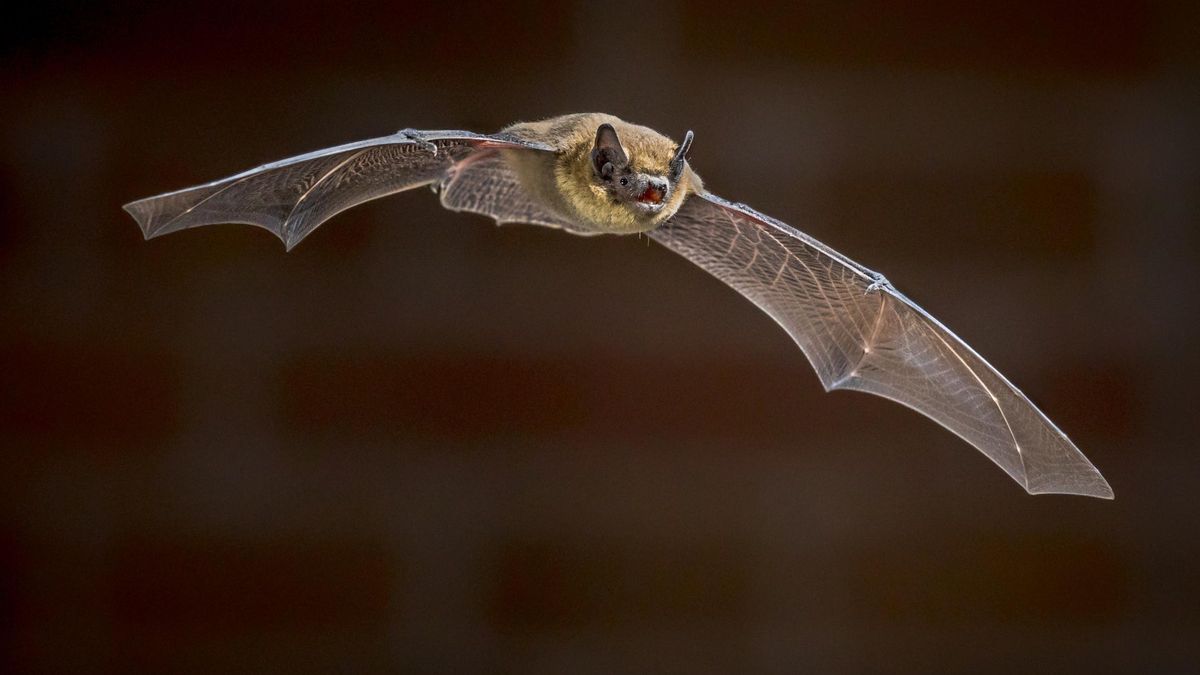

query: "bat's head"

left=586, top=122, right=694, bottom=226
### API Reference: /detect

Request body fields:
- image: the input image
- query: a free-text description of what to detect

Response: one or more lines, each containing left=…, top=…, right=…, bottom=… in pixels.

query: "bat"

left=124, top=113, right=1113, bottom=499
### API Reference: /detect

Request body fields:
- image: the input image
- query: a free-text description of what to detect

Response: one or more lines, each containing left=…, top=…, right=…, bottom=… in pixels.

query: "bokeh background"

left=3, top=1, right=1198, bottom=672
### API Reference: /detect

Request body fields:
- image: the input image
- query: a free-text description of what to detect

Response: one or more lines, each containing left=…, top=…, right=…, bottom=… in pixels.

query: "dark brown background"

left=3, top=1, right=1198, bottom=672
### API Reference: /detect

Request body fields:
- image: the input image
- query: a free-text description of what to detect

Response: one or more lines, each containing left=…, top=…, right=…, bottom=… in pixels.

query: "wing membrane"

left=438, top=149, right=567, bottom=229
left=651, top=191, right=1112, bottom=498
left=122, top=131, right=556, bottom=250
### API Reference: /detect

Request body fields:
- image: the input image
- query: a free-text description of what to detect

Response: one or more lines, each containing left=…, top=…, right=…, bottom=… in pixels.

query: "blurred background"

left=2, top=1, right=1198, bottom=672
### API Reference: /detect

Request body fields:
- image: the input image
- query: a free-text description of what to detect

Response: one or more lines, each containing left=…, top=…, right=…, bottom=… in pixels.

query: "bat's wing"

left=123, top=130, right=566, bottom=250
left=651, top=191, right=1112, bottom=498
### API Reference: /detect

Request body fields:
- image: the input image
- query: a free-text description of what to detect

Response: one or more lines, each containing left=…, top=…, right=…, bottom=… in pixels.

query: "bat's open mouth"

left=637, top=185, right=665, bottom=204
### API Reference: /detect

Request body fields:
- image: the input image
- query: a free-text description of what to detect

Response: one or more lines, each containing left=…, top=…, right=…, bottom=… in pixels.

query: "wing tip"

left=1088, top=474, right=1116, bottom=500
left=124, top=195, right=299, bottom=250
left=1022, top=444, right=1114, bottom=500
left=122, top=198, right=156, bottom=239
left=1026, top=476, right=1115, bottom=500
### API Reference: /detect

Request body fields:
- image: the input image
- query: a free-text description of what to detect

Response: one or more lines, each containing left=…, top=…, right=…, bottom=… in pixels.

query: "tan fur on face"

left=502, top=114, right=702, bottom=234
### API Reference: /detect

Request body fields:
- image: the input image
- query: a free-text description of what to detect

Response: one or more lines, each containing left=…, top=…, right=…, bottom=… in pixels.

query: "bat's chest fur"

left=500, top=149, right=667, bottom=235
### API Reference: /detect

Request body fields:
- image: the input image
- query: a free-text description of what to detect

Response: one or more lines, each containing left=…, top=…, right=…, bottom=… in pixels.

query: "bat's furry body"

left=502, top=113, right=700, bottom=233
left=124, top=113, right=1113, bottom=499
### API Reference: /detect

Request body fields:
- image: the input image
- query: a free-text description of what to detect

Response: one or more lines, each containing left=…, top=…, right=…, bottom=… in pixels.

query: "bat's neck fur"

left=502, top=113, right=701, bottom=234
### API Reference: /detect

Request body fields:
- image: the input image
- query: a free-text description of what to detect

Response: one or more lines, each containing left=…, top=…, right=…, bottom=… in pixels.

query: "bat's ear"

left=591, top=123, right=628, bottom=180
left=669, top=130, right=694, bottom=182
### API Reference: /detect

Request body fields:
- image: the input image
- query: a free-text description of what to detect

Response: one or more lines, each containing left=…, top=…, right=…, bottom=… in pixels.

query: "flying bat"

left=123, top=113, right=1113, bottom=499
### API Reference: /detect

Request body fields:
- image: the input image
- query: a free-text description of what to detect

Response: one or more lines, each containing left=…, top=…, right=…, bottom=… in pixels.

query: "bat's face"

left=569, top=122, right=694, bottom=234
left=591, top=123, right=674, bottom=217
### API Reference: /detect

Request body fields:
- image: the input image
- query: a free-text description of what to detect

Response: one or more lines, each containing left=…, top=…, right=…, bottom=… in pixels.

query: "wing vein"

left=280, top=147, right=370, bottom=239
left=831, top=292, right=889, bottom=388
left=926, top=324, right=1029, bottom=485
left=760, top=225, right=858, bottom=371
left=150, top=168, right=264, bottom=235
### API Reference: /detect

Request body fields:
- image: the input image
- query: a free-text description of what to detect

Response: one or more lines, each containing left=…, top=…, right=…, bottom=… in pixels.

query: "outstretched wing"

left=123, top=130, right=565, bottom=250
left=651, top=191, right=1112, bottom=498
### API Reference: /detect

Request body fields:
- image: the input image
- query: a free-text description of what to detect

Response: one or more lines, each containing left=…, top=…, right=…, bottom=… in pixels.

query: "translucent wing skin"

left=124, top=126, right=1111, bottom=498
left=650, top=191, right=1112, bottom=498
left=123, top=131, right=564, bottom=250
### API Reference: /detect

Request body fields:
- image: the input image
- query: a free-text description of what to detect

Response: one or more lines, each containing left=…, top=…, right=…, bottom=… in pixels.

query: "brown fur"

left=501, top=114, right=702, bottom=234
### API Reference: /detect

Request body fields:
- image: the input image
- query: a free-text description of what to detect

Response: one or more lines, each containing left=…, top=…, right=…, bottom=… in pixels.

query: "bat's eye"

left=619, top=178, right=628, bottom=186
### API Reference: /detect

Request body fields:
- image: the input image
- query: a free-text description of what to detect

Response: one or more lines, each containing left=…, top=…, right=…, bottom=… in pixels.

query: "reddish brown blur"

left=2, top=1, right=1198, bottom=672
